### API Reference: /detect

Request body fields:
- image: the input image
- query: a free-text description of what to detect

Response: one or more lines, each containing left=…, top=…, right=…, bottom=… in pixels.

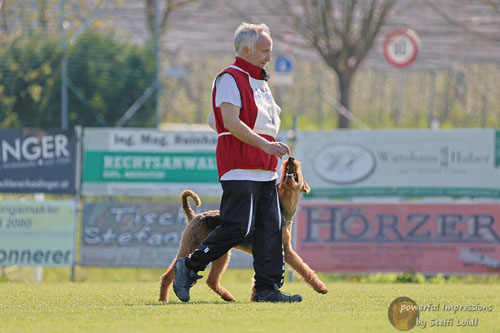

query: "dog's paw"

left=313, top=283, right=328, bottom=294
left=222, top=295, right=237, bottom=302
left=318, top=285, right=328, bottom=294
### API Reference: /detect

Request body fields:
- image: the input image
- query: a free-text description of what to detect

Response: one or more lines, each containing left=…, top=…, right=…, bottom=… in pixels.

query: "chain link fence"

left=1, top=0, right=499, bottom=130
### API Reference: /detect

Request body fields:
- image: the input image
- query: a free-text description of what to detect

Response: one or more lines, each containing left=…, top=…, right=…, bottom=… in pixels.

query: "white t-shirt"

left=213, top=74, right=278, bottom=182
left=215, top=74, right=241, bottom=108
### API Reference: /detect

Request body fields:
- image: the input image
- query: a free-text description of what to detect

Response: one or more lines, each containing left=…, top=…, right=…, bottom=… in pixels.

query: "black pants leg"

left=252, top=181, right=284, bottom=292
left=186, top=180, right=255, bottom=272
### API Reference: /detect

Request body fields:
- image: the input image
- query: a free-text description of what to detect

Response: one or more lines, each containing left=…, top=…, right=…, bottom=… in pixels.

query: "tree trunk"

left=0, top=0, right=8, bottom=33
left=337, top=72, right=351, bottom=129
left=39, top=0, right=48, bottom=29
left=145, top=0, right=156, bottom=35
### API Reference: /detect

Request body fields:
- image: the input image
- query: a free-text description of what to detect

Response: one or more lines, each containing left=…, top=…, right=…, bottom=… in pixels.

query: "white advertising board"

left=297, top=129, right=500, bottom=198
left=0, top=200, right=75, bottom=266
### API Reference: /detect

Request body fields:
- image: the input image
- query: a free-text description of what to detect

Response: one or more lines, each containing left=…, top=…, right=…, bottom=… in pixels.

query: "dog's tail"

left=181, top=190, right=201, bottom=223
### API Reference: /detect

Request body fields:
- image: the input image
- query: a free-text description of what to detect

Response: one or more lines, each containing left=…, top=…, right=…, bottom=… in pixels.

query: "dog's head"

left=277, top=157, right=310, bottom=223
left=279, top=156, right=310, bottom=194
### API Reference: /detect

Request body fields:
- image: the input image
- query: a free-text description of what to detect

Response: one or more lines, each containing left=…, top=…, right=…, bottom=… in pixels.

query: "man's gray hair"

left=234, top=23, right=271, bottom=54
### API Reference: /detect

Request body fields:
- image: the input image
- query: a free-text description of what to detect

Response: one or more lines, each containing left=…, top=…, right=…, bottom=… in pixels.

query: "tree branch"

left=423, top=0, right=500, bottom=43
left=225, top=0, right=254, bottom=23
left=161, top=0, right=197, bottom=34
left=479, top=0, right=500, bottom=13
left=343, top=0, right=355, bottom=40
left=145, top=0, right=197, bottom=36
left=320, top=0, right=333, bottom=52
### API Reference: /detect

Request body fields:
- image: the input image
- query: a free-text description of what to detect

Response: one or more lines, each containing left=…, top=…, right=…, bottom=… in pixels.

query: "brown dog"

left=158, top=157, right=328, bottom=302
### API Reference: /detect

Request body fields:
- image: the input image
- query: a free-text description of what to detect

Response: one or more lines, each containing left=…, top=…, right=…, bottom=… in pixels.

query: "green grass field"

left=1, top=268, right=500, bottom=332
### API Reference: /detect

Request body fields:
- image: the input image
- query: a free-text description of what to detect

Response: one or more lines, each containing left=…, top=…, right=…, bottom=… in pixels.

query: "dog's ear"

left=301, top=181, right=311, bottom=194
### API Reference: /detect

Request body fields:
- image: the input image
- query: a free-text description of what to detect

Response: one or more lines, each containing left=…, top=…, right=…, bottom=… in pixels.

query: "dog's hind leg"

left=283, top=229, right=328, bottom=294
left=159, top=235, right=194, bottom=302
left=206, top=251, right=236, bottom=302
left=159, top=243, right=195, bottom=302
left=159, top=222, right=204, bottom=302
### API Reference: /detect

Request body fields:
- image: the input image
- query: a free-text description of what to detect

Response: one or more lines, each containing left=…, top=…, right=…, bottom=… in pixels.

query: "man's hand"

left=261, top=141, right=290, bottom=158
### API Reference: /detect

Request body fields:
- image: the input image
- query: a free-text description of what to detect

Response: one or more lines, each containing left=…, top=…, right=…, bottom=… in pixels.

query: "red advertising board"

left=296, top=202, right=500, bottom=274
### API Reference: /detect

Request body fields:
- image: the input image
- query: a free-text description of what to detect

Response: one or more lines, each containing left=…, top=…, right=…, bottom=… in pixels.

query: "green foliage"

left=0, top=34, right=62, bottom=127
left=3, top=266, right=500, bottom=285
left=430, top=273, right=447, bottom=284
left=395, top=272, right=427, bottom=283
left=66, top=31, right=156, bottom=127
left=0, top=30, right=156, bottom=128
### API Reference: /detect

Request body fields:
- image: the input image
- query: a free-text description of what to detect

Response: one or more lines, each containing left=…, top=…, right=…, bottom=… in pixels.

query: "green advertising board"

left=83, top=151, right=217, bottom=183
left=82, top=128, right=221, bottom=197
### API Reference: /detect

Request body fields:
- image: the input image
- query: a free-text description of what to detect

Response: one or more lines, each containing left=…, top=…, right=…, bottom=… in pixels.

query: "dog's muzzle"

left=285, top=157, right=297, bottom=181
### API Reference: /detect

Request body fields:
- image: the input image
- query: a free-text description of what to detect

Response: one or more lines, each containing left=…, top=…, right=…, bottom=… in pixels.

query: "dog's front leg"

left=282, top=228, right=328, bottom=294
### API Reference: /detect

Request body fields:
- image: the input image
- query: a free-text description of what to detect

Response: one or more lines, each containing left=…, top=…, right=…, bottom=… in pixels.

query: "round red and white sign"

left=383, top=29, right=419, bottom=68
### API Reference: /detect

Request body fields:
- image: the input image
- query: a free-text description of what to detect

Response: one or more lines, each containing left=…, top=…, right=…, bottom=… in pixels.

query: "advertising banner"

left=296, top=202, right=500, bottom=274
left=297, top=129, right=500, bottom=198
left=80, top=201, right=252, bottom=268
left=0, top=200, right=75, bottom=266
left=81, top=128, right=221, bottom=197
left=0, top=128, right=77, bottom=194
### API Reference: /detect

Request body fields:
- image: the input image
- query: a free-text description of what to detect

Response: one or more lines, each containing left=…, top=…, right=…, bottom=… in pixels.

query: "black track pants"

left=185, top=180, right=285, bottom=292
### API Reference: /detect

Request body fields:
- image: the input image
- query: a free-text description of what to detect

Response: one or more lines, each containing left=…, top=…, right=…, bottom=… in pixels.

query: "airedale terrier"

left=158, top=157, right=328, bottom=302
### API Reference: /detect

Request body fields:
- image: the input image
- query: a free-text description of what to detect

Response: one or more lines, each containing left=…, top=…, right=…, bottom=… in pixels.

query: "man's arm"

left=220, top=102, right=290, bottom=158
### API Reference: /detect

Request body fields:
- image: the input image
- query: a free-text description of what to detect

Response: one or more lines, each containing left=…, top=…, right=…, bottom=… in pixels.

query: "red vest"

left=212, top=57, right=281, bottom=180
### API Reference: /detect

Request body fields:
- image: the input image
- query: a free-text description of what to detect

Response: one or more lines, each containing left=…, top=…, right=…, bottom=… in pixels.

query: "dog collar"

left=281, top=215, right=294, bottom=226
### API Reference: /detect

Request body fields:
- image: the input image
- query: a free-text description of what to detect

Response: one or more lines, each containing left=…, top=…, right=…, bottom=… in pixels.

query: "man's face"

left=244, top=32, right=272, bottom=68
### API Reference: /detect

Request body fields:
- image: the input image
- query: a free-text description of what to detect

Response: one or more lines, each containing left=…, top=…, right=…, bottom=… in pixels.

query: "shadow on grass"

left=139, top=300, right=235, bottom=306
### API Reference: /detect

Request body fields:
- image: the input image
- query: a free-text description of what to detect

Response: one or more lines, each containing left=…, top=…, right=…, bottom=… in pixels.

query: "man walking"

left=173, top=22, right=302, bottom=303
